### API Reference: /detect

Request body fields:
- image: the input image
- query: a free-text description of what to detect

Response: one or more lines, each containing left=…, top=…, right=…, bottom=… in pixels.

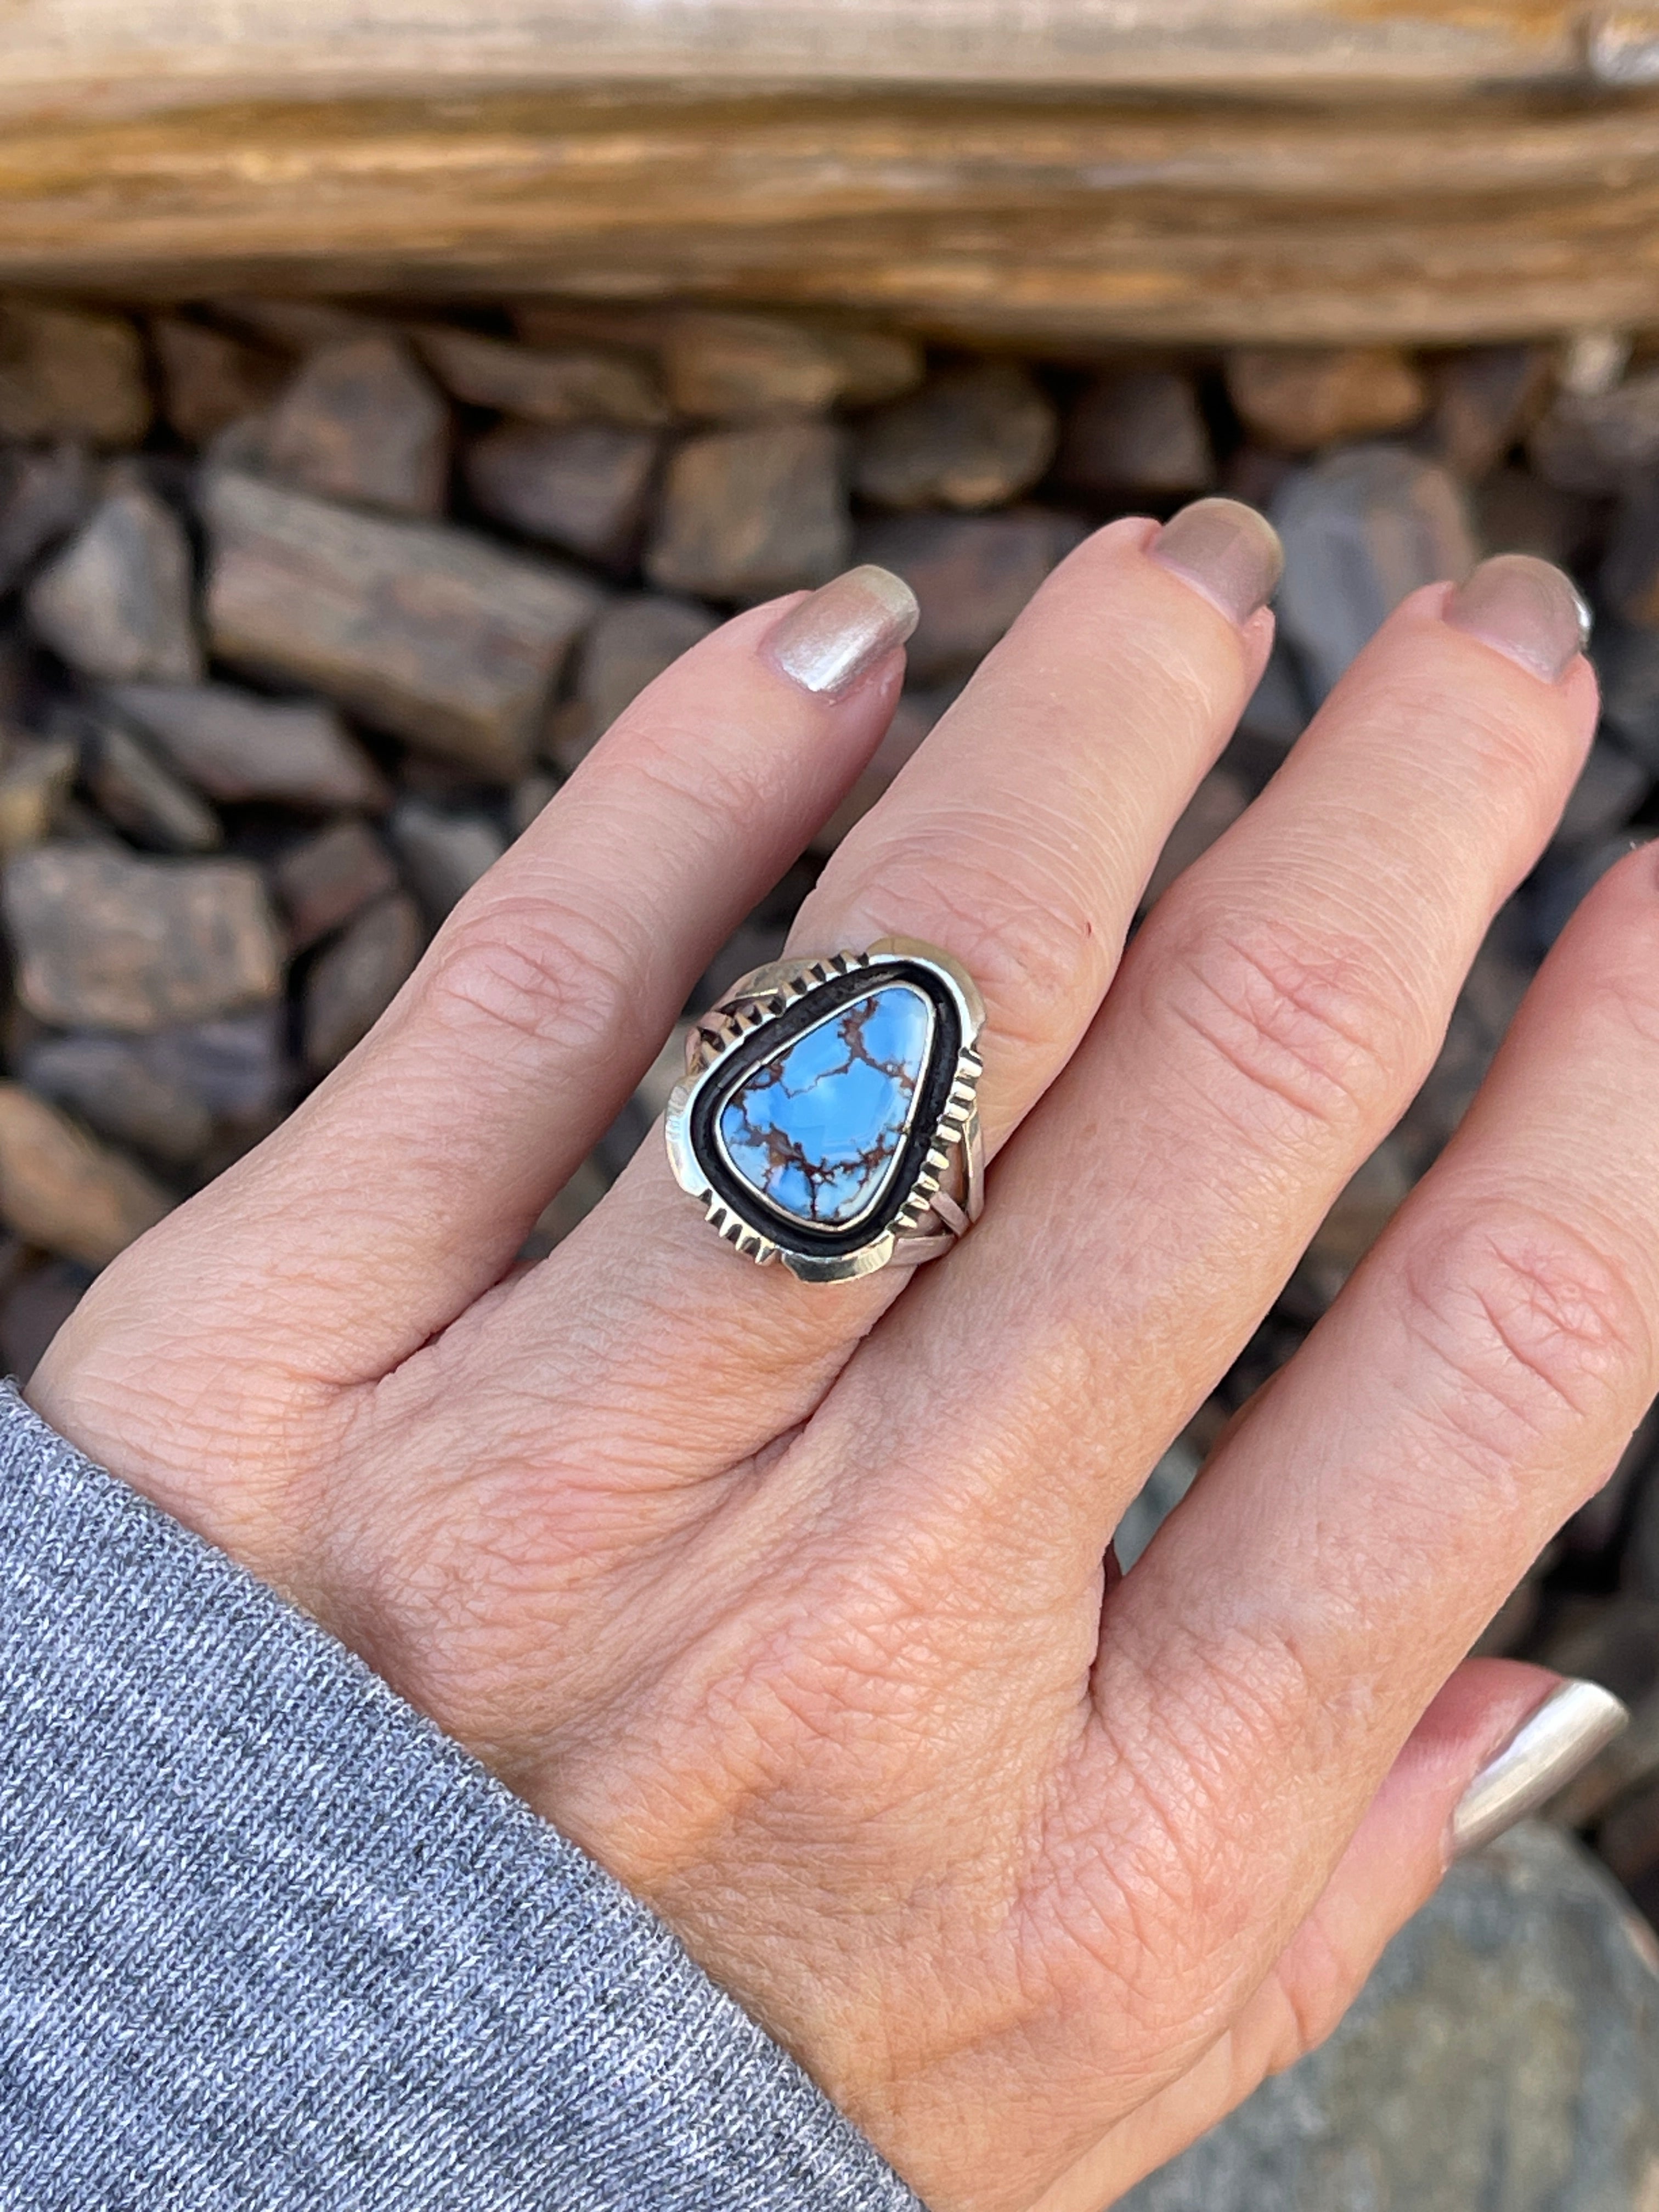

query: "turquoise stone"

left=718, top=983, right=934, bottom=1230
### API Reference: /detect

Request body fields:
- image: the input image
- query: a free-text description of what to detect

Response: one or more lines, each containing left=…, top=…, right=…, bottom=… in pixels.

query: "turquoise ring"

left=666, top=939, right=986, bottom=1284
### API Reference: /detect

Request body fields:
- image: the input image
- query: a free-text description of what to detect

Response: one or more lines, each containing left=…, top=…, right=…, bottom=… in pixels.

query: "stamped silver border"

left=665, top=936, right=986, bottom=1284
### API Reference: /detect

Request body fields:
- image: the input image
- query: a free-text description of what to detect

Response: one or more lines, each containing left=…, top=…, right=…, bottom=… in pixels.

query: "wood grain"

left=0, top=1, right=1601, bottom=120
left=5, top=3, right=1659, bottom=339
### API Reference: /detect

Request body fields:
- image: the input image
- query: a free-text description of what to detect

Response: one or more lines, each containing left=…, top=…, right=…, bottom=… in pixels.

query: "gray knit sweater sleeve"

left=0, top=1385, right=924, bottom=2212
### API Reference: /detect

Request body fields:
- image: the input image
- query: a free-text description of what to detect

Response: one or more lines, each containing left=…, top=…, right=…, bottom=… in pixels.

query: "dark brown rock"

left=211, top=298, right=385, bottom=356
left=1473, top=465, right=1599, bottom=569
left=1537, top=1597, right=1659, bottom=1709
left=647, top=425, right=849, bottom=601
left=272, top=817, right=398, bottom=949
left=1596, top=1776, right=1659, bottom=1895
left=513, top=308, right=921, bottom=413
left=1291, top=1137, right=1414, bottom=1312
left=1553, top=738, right=1650, bottom=850
left=1396, top=913, right=1534, bottom=1165
left=151, top=317, right=287, bottom=447
left=80, top=714, right=223, bottom=854
left=0, top=1255, right=90, bottom=1382
left=662, top=312, right=848, bottom=421
left=202, top=470, right=603, bottom=778
left=26, top=478, right=203, bottom=685
left=1564, top=1411, right=1659, bottom=1565
left=3, top=843, right=283, bottom=1031
left=0, top=301, right=152, bottom=446
left=0, top=443, right=92, bottom=594
left=1059, top=369, right=1214, bottom=498
left=510, top=771, right=557, bottom=837
left=1141, top=764, right=1251, bottom=910
left=1601, top=477, right=1659, bottom=626
left=1529, top=831, right=1652, bottom=952
left=1617, top=1434, right=1659, bottom=1604
left=1425, top=344, right=1551, bottom=479
left=1530, top=369, right=1659, bottom=494
left=1468, top=1574, right=1544, bottom=1659
left=1272, top=445, right=1478, bottom=697
left=465, top=422, right=659, bottom=566
left=1594, top=623, right=1659, bottom=774
left=265, top=337, right=450, bottom=518
left=809, top=684, right=957, bottom=853
left=855, top=508, right=1087, bottom=685
left=817, top=326, right=925, bottom=408
left=0, top=1082, right=170, bottom=1268
left=511, top=303, right=670, bottom=352
left=388, top=797, right=505, bottom=921
left=303, top=890, right=424, bottom=1070
left=561, top=594, right=720, bottom=769
left=1220, top=445, right=1297, bottom=512
left=412, top=326, right=669, bottom=429
left=20, top=1033, right=213, bottom=1165
left=107, top=680, right=387, bottom=811
left=1237, top=636, right=1310, bottom=755
left=0, top=735, right=76, bottom=856
left=1225, top=345, right=1428, bottom=451
left=520, top=1154, right=611, bottom=1261
left=854, top=362, right=1057, bottom=512
left=139, top=1008, right=290, bottom=1122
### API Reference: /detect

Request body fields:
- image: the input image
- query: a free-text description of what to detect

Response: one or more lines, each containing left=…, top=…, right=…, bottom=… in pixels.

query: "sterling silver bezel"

left=665, top=937, right=986, bottom=1284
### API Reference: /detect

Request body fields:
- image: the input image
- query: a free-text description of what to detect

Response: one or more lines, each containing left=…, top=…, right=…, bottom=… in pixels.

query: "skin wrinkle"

left=31, top=538, right=1651, bottom=2212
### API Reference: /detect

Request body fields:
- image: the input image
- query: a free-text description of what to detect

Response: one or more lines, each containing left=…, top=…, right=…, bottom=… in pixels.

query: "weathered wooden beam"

left=5, top=88, right=1659, bottom=342
left=7, top=4, right=1659, bottom=341
left=0, top=1, right=1611, bottom=117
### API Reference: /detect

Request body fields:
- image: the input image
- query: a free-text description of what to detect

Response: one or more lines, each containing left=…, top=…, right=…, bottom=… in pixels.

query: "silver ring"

left=666, top=937, right=986, bottom=1284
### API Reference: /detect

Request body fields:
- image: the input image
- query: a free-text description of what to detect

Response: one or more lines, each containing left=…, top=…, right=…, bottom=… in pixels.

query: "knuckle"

left=1395, top=1199, right=1652, bottom=1477
left=424, top=893, right=638, bottom=1064
left=1151, top=913, right=1416, bottom=1144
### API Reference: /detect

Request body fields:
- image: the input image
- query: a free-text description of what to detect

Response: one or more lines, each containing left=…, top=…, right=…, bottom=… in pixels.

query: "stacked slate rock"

left=5, top=300, right=1659, bottom=2181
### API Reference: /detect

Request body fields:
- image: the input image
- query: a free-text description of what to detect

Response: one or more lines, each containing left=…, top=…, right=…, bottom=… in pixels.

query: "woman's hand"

left=30, top=506, right=1655, bottom=2212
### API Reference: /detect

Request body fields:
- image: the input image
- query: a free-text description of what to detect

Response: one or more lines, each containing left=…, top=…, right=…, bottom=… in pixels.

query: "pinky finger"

left=1032, top=1661, right=1622, bottom=2212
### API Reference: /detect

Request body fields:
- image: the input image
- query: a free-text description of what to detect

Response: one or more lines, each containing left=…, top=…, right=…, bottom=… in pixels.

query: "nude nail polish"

left=1444, top=554, right=1592, bottom=684
left=765, top=565, right=919, bottom=698
left=1449, top=1679, right=1628, bottom=1861
left=1148, top=498, right=1284, bottom=626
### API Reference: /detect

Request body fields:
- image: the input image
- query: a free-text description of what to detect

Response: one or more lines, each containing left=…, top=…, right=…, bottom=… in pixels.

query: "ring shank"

left=889, top=1105, right=985, bottom=1265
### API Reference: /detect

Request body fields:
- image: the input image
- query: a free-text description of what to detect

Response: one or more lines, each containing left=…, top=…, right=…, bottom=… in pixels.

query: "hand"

left=31, top=507, right=1655, bottom=2212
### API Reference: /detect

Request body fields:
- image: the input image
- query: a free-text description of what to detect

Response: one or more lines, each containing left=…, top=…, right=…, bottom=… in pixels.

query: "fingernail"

left=1148, top=498, right=1284, bottom=626
left=1443, top=554, right=1592, bottom=684
left=1449, top=1679, right=1628, bottom=1861
left=765, top=565, right=919, bottom=697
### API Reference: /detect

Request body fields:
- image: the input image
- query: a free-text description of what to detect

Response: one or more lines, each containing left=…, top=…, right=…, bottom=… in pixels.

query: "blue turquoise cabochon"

left=715, top=982, right=935, bottom=1231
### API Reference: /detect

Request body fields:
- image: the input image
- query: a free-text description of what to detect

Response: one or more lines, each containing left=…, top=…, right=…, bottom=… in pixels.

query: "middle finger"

left=830, top=556, right=1596, bottom=1588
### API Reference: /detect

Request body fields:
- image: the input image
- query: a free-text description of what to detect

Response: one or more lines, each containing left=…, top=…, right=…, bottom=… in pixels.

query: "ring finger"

left=451, top=504, right=1283, bottom=1479
left=826, top=556, right=1596, bottom=1598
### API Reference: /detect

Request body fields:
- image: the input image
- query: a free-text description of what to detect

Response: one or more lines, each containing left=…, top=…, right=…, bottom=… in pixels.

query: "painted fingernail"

left=1443, top=553, right=1592, bottom=684
left=1449, top=1679, right=1628, bottom=1861
left=765, top=565, right=919, bottom=697
left=1148, top=498, right=1284, bottom=626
